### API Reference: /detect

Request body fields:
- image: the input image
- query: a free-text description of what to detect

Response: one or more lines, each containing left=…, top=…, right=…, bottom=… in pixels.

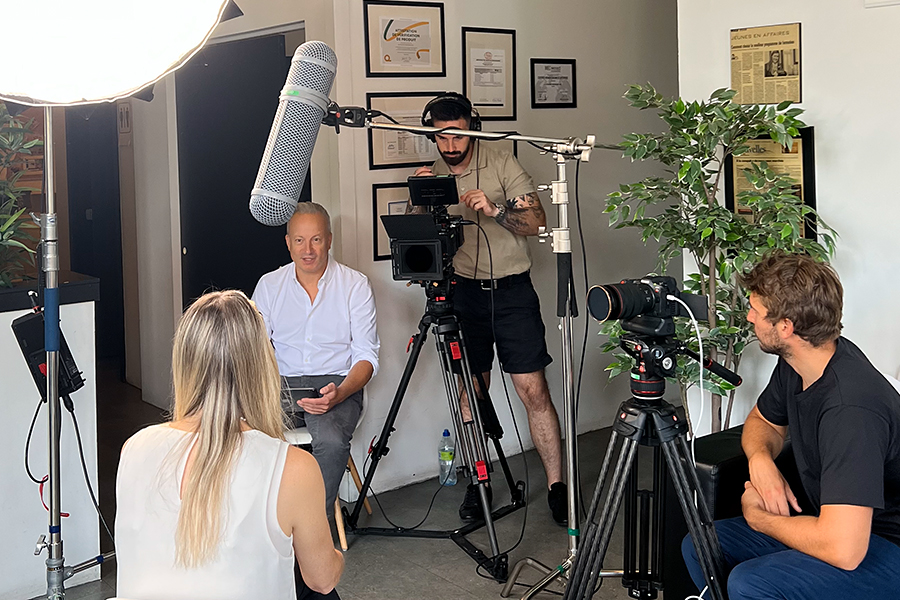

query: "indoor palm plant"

left=0, top=102, right=41, bottom=287
left=601, top=85, right=836, bottom=433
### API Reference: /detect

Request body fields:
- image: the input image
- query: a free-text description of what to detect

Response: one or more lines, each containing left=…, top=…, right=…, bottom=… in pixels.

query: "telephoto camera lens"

left=586, top=281, right=657, bottom=322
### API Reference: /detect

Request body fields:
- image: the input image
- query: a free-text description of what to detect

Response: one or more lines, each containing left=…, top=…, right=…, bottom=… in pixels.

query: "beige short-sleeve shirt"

left=432, top=141, right=536, bottom=279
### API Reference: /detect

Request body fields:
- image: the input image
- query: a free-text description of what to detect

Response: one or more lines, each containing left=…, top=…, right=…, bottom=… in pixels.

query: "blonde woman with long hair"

left=115, top=290, right=343, bottom=599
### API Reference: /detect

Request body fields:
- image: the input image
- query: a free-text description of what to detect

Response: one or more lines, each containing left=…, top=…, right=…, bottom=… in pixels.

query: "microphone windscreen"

left=250, top=41, right=337, bottom=226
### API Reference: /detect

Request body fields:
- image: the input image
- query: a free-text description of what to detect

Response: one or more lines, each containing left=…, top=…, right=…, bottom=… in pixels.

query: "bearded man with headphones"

left=412, top=92, right=567, bottom=526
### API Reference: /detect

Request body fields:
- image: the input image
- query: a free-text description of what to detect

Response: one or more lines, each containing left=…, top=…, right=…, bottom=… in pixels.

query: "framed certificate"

left=462, top=27, right=516, bottom=121
left=373, top=182, right=410, bottom=260
left=363, top=0, right=446, bottom=77
left=367, top=91, right=441, bottom=170
left=530, top=58, right=577, bottom=109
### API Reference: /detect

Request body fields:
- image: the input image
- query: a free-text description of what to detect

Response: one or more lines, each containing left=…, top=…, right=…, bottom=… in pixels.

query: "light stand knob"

left=35, top=534, right=47, bottom=556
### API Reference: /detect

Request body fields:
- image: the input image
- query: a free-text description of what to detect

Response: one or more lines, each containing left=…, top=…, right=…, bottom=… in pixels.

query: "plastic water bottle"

left=439, top=429, right=457, bottom=486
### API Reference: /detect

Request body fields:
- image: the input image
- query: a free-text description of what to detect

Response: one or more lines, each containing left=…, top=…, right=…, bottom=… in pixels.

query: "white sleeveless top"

left=115, top=424, right=294, bottom=600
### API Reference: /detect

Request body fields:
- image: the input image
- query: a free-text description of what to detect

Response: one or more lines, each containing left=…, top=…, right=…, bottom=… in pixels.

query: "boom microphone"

left=250, top=41, right=337, bottom=226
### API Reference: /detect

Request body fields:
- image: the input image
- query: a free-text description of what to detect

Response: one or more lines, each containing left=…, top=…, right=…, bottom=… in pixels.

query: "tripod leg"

left=659, top=439, right=727, bottom=600
left=565, top=435, right=639, bottom=600
left=435, top=327, right=503, bottom=563
left=472, top=371, right=522, bottom=501
left=675, top=435, right=728, bottom=580
left=347, top=316, right=430, bottom=528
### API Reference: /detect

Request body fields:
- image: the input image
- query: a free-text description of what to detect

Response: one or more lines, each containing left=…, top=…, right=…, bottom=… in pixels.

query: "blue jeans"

left=681, top=516, right=900, bottom=599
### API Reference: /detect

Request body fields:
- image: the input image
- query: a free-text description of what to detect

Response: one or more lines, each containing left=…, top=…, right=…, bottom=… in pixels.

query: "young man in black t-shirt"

left=682, top=253, right=900, bottom=599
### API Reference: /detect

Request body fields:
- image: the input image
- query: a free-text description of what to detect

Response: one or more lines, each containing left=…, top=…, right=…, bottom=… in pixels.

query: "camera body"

left=380, top=175, right=465, bottom=282
left=385, top=210, right=464, bottom=281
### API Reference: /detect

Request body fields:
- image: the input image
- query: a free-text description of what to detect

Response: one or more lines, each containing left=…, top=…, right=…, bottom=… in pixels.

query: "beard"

left=439, top=142, right=471, bottom=166
left=758, top=331, right=790, bottom=359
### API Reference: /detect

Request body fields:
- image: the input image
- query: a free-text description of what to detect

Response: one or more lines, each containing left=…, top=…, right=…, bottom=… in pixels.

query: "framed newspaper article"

left=372, top=182, right=410, bottom=261
left=724, top=127, right=816, bottom=239
left=730, top=23, right=801, bottom=105
left=363, top=0, right=446, bottom=77
left=366, top=91, right=441, bottom=170
left=462, top=27, right=516, bottom=121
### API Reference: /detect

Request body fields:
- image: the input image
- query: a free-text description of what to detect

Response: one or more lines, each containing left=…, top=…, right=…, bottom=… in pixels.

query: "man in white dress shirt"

left=253, top=202, right=379, bottom=516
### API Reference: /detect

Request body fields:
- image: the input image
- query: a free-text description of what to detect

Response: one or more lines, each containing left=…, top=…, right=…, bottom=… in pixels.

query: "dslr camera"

left=587, top=275, right=708, bottom=337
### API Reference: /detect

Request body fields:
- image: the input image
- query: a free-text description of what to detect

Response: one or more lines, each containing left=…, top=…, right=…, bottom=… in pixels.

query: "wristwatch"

left=492, top=202, right=507, bottom=220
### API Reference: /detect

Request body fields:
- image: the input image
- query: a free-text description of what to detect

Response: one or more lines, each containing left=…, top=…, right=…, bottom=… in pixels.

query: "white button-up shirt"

left=252, top=257, right=379, bottom=377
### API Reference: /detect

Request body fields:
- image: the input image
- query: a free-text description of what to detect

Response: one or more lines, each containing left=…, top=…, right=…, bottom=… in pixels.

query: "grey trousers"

left=282, top=375, right=363, bottom=518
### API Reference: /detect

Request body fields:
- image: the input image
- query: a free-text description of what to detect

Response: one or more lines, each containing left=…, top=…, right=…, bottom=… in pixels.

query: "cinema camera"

left=381, top=175, right=465, bottom=284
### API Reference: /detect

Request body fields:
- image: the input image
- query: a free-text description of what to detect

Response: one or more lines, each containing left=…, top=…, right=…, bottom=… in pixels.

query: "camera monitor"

left=408, top=175, right=459, bottom=207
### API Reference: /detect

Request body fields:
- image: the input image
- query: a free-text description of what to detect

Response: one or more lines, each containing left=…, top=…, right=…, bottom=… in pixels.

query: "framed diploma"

left=462, top=27, right=516, bottom=121
left=724, top=126, right=816, bottom=239
left=372, top=182, right=410, bottom=260
left=363, top=0, right=446, bottom=77
left=530, top=58, right=577, bottom=109
left=367, top=91, right=441, bottom=170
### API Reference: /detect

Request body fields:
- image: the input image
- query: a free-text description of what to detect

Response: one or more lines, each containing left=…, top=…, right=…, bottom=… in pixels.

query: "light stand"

left=2, top=4, right=233, bottom=598
left=327, top=108, right=619, bottom=596
left=29, top=107, right=117, bottom=599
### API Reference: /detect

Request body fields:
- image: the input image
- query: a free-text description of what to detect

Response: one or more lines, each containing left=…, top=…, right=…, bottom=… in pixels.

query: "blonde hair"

left=171, top=290, right=285, bottom=567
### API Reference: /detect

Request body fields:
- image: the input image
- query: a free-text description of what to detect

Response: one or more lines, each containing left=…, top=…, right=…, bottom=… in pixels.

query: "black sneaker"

left=548, top=482, right=568, bottom=525
left=459, top=483, right=493, bottom=522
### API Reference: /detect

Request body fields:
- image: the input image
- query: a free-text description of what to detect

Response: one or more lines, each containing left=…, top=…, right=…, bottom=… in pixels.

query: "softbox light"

left=0, top=0, right=232, bottom=106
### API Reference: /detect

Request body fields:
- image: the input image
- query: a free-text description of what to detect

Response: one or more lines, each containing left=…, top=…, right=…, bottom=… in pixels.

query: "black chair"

left=661, top=425, right=812, bottom=599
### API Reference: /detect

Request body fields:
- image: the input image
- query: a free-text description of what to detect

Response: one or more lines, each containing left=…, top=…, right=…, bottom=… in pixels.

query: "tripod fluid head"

left=619, top=325, right=743, bottom=405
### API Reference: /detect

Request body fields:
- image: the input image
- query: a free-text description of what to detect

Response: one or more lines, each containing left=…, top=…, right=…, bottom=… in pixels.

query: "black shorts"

left=453, top=271, right=553, bottom=375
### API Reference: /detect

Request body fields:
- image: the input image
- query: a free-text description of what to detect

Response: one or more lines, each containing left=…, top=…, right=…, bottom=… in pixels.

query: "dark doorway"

left=65, top=104, right=125, bottom=362
left=175, top=33, right=311, bottom=307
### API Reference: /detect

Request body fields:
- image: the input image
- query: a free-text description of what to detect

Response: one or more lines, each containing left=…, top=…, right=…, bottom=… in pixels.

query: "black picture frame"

left=530, top=58, right=577, bottom=109
left=372, top=182, right=410, bottom=261
left=366, top=91, right=442, bottom=170
left=724, top=126, right=816, bottom=239
left=461, top=26, right=517, bottom=121
left=363, top=0, right=446, bottom=78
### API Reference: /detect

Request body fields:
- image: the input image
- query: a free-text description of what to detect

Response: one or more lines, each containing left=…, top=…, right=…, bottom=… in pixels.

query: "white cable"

left=685, top=585, right=709, bottom=600
left=667, top=295, right=704, bottom=469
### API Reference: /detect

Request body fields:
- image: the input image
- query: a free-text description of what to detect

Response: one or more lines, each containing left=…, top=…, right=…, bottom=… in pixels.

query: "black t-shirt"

left=757, top=337, right=900, bottom=546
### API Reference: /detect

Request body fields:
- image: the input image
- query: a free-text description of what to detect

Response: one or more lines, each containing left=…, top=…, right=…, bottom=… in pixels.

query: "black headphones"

left=421, top=92, right=481, bottom=142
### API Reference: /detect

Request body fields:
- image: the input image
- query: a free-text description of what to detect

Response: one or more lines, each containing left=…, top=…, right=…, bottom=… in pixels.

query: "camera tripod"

left=345, top=275, right=526, bottom=582
left=562, top=329, right=734, bottom=600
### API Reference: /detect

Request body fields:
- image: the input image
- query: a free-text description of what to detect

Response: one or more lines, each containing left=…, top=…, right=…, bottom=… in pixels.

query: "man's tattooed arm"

left=495, top=192, right=546, bottom=236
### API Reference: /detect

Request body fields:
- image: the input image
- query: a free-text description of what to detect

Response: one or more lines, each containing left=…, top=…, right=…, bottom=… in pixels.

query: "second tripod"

left=563, top=329, right=738, bottom=600
left=345, top=276, right=525, bottom=581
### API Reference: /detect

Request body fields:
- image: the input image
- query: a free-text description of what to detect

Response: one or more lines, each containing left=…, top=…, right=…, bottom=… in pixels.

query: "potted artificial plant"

left=601, top=84, right=836, bottom=433
left=0, top=102, right=41, bottom=288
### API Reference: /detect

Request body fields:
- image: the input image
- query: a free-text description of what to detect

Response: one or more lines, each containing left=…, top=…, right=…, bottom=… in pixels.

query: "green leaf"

left=677, top=161, right=690, bottom=180
left=701, top=227, right=713, bottom=239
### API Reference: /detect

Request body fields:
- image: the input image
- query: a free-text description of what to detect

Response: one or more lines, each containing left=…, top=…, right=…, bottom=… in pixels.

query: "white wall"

left=678, top=1, right=900, bottom=434
left=132, top=77, right=181, bottom=410
left=331, top=0, right=679, bottom=491
left=1, top=303, right=99, bottom=599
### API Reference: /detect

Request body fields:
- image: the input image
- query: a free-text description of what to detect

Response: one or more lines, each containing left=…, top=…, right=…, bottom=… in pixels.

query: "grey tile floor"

left=29, top=362, right=677, bottom=600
